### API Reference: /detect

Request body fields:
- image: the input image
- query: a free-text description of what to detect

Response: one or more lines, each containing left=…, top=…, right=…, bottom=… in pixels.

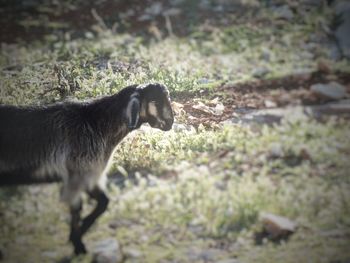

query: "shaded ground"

left=0, top=0, right=290, bottom=44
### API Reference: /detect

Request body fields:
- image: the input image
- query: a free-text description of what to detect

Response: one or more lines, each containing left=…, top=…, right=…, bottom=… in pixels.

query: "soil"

left=178, top=69, right=350, bottom=127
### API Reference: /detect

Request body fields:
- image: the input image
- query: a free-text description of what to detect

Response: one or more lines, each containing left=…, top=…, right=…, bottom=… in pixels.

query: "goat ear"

left=126, top=96, right=140, bottom=129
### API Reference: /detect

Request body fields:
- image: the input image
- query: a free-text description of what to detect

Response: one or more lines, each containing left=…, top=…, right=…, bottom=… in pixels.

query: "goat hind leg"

left=79, top=187, right=109, bottom=237
left=69, top=198, right=87, bottom=255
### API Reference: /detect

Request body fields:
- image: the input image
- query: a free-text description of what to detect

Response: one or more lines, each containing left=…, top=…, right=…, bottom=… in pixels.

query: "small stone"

left=269, top=143, right=284, bottom=158
left=310, top=99, right=350, bottom=115
left=252, top=67, right=270, bottom=78
left=170, top=0, right=185, bottom=5
left=273, top=5, right=294, bottom=20
left=310, top=82, right=347, bottom=100
left=300, top=51, right=314, bottom=60
left=301, top=0, right=323, bottom=7
left=123, top=247, right=142, bottom=258
left=163, top=8, right=181, bottom=16
left=146, top=2, right=163, bottom=16
left=173, top=123, right=196, bottom=133
left=199, top=0, right=211, bottom=9
left=214, top=103, right=225, bottom=115
left=198, top=78, right=210, bottom=84
left=199, top=249, right=224, bottom=261
left=260, top=49, right=271, bottom=62
left=264, top=100, right=277, bottom=108
left=193, top=101, right=224, bottom=116
left=92, top=238, right=123, bottom=263
left=138, top=14, right=152, bottom=21
left=260, top=212, right=297, bottom=239
left=187, top=248, right=224, bottom=261
left=217, top=259, right=241, bottom=263
left=41, top=251, right=58, bottom=259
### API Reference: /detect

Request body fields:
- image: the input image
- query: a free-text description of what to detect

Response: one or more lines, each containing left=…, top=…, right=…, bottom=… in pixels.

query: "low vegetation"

left=1, top=1, right=350, bottom=262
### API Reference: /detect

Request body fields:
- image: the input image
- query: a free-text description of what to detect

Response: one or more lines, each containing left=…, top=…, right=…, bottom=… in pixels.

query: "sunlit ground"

left=1, top=0, right=350, bottom=262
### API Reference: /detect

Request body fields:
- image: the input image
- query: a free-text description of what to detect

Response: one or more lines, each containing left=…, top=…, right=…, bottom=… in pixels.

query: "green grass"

left=1, top=116, right=349, bottom=262
left=1, top=115, right=349, bottom=262
left=1, top=3, right=349, bottom=106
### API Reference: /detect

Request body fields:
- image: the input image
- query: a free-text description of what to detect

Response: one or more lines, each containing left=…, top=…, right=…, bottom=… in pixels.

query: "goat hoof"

left=74, top=244, right=87, bottom=255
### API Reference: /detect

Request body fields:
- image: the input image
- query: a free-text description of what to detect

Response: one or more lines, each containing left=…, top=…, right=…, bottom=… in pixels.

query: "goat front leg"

left=69, top=198, right=87, bottom=255
left=79, top=187, right=109, bottom=239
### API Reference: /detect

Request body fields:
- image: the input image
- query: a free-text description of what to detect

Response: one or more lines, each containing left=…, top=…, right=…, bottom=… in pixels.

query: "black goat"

left=0, top=83, right=174, bottom=254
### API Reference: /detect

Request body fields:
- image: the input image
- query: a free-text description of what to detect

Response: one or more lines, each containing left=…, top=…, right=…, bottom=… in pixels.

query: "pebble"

left=123, top=247, right=142, bottom=258
left=217, top=259, right=241, bottom=263
left=92, top=238, right=123, bottom=263
left=310, top=82, right=347, bottom=100
left=252, top=67, right=270, bottom=78
left=273, top=5, right=294, bottom=20
left=260, top=212, right=297, bottom=239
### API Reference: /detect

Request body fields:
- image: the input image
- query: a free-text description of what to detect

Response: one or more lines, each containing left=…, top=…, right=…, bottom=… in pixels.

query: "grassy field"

left=1, top=1, right=350, bottom=262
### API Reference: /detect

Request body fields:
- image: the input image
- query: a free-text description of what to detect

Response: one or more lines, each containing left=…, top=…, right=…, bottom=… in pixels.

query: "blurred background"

left=0, top=0, right=350, bottom=262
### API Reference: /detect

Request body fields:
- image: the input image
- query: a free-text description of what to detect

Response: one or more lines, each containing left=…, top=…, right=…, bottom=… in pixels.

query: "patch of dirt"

left=177, top=70, right=350, bottom=127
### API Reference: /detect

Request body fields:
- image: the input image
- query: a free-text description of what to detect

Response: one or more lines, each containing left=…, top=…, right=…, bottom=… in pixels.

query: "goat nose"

left=163, top=120, right=173, bottom=131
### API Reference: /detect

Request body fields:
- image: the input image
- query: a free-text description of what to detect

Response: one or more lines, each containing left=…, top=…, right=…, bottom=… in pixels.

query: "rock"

left=188, top=224, right=205, bottom=235
left=193, top=101, right=225, bottom=116
left=260, top=49, right=271, bottom=62
left=217, top=259, right=241, bottom=263
left=225, top=99, right=350, bottom=128
left=170, top=0, right=185, bottom=5
left=264, top=99, right=277, bottom=108
left=252, top=67, right=270, bottom=78
left=199, top=0, right=211, bottom=9
left=300, top=50, right=314, bottom=60
left=269, top=143, right=284, bottom=158
left=300, top=0, right=324, bottom=7
left=92, top=238, right=123, bottom=263
left=172, top=123, right=196, bottom=133
left=308, top=99, right=350, bottom=116
left=228, top=107, right=295, bottom=126
left=260, top=212, right=297, bottom=239
left=198, top=78, right=210, bottom=84
left=214, top=5, right=224, bottom=12
left=145, top=2, right=163, bottom=16
left=123, top=247, right=142, bottom=258
left=163, top=8, right=182, bottom=16
left=137, top=14, right=152, bottom=21
left=187, top=248, right=225, bottom=261
left=310, top=82, right=348, bottom=100
left=41, top=251, right=58, bottom=259
left=214, top=103, right=225, bottom=115
left=273, top=5, right=294, bottom=20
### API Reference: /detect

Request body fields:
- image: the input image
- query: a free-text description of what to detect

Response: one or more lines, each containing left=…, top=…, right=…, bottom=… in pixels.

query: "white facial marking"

left=148, top=102, right=158, bottom=117
left=162, top=105, right=172, bottom=119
